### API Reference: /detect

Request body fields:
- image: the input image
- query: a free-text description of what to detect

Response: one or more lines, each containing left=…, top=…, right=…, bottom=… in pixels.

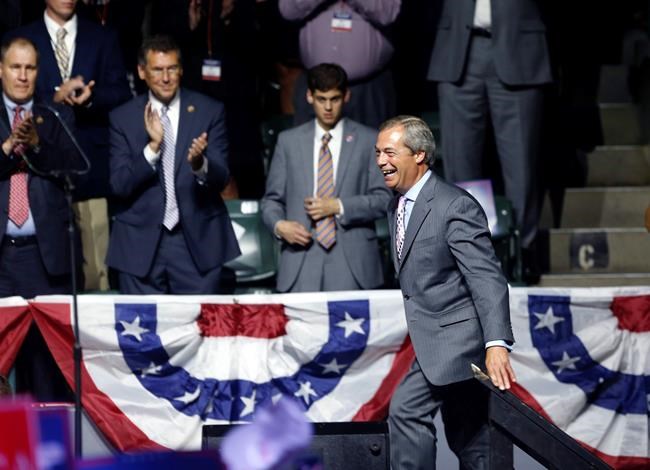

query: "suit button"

left=403, top=294, right=410, bottom=300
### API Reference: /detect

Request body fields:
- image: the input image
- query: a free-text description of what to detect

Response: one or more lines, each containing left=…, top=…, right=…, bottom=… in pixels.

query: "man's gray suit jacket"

left=262, top=119, right=391, bottom=292
left=428, top=0, right=552, bottom=86
left=388, top=172, right=514, bottom=385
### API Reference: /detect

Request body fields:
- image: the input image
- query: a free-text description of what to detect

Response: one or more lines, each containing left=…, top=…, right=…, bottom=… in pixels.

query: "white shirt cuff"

left=144, top=143, right=160, bottom=169
left=485, top=340, right=512, bottom=351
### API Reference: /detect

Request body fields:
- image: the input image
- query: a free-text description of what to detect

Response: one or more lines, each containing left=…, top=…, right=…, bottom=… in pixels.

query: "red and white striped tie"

left=8, top=106, right=29, bottom=227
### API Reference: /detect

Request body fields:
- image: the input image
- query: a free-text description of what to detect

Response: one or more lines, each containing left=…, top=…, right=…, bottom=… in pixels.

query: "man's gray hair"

left=379, top=115, right=436, bottom=167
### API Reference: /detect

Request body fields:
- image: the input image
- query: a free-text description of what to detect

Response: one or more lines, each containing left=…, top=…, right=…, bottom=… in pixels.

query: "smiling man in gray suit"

left=262, top=63, right=391, bottom=292
left=376, top=115, right=516, bottom=469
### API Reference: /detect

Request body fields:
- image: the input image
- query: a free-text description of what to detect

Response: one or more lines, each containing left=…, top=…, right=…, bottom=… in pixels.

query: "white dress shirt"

left=313, top=118, right=345, bottom=215
left=3, top=94, right=36, bottom=236
left=43, top=11, right=77, bottom=80
left=143, top=92, right=208, bottom=179
left=473, top=0, right=492, bottom=30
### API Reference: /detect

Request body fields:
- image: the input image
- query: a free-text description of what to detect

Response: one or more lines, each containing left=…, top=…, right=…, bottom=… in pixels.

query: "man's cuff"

left=485, top=340, right=512, bottom=351
left=336, top=199, right=344, bottom=219
left=192, top=156, right=209, bottom=183
left=143, top=144, right=160, bottom=169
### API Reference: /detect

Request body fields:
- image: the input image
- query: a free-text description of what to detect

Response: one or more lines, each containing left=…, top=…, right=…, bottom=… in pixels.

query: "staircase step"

left=587, top=145, right=650, bottom=186
left=600, top=103, right=641, bottom=145
left=536, top=273, right=650, bottom=287
left=560, top=187, right=650, bottom=228
left=598, top=65, right=633, bottom=103
left=547, top=228, right=650, bottom=274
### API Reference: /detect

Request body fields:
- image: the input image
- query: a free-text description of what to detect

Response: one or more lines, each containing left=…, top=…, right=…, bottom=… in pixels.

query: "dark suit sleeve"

left=108, top=110, right=158, bottom=199
left=261, top=132, right=289, bottom=234
left=446, top=195, right=514, bottom=344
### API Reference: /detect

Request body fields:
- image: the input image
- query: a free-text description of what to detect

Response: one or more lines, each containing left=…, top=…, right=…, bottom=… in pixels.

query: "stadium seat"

left=492, top=196, right=523, bottom=284
left=224, top=200, right=278, bottom=292
left=260, top=114, right=294, bottom=173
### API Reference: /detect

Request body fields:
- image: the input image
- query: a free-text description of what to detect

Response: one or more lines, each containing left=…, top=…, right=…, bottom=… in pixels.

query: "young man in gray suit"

left=376, top=115, right=516, bottom=469
left=262, top=63, right=391, bottom=292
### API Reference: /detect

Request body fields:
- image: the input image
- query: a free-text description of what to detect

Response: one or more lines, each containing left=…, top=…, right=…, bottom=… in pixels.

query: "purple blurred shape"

left=220, top=397, right=313, bottom=470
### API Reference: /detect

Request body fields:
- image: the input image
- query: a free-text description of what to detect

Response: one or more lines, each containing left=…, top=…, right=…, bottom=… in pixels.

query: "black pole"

left=64, top=174, right=83, bottom=458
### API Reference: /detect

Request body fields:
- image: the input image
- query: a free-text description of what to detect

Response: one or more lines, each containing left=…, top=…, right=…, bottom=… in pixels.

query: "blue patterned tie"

left=160, top=106, right=179, bottom=230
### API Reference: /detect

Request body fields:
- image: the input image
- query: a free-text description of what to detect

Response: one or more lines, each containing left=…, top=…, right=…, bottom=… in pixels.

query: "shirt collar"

left=314, top=118, right=344, bottom=142
left=148, top=91, right=180, bottom=114
left=3, top=93, right=33, bottom=113
left=403, top=169, right=432, bottom=202
left=44, top=10, right=77, bottom=39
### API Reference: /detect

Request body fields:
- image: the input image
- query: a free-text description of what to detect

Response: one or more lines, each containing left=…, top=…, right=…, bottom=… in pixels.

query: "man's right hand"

left=275, top=220, right=312, bottom=246
left=144, top=102, right=164, bottom=153
left=53, top=76, right=94, bottom=106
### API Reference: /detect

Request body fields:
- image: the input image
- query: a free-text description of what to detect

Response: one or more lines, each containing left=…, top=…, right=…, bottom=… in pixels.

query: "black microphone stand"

left=63, top=172, right=83, bottom=458
left=25, top=105, right=90, bottom=458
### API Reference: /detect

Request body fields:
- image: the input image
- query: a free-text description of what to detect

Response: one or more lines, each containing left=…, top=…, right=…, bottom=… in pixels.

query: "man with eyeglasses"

left=107, top=35, right=240, bottom=294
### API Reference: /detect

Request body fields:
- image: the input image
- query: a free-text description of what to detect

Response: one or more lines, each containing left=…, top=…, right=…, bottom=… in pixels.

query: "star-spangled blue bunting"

left=115, top=300, right=371, bottom=422
left=527, top=295, right=649, bottom=415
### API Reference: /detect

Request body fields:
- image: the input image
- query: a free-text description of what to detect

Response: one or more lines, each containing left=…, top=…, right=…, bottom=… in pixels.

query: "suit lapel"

left=398, top=174, right=437, bottom=272
left=335, top=119, right=355, bottom=195
left=388, top=195, right=400, bottom=273
left=70, top=19, right=88, bottom=77
left=301, top=123, right=314, bottom=198
left=174, top=89, right=193, bottom=175
left=33, top=20, right=62, bottom=90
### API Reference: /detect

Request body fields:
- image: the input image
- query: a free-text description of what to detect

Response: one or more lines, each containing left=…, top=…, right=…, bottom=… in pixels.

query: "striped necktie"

left=55, top=27, right=70, bottom=81
left=160, top=106, right=179, bottom=230
left=315, top=132, right=336, bottom=249
left=8, top=106, right=29, bottom=227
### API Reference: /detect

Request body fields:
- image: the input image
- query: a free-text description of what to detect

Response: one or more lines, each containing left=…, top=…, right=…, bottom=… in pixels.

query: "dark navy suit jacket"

left=6, top=16, right=132, bottom=198
left=0, top=103, right=82, bottom=277
left=106, top=89, right=240, bottom=278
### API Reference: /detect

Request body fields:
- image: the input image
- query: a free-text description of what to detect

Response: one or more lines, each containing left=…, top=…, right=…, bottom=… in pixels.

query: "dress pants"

left=0, top=237, right=75, bottom=402
left=438, top=34, right=544, bottom=248
left=118, top=227, right=231, bottom=295
left=388, top=359, right=491, bottom=470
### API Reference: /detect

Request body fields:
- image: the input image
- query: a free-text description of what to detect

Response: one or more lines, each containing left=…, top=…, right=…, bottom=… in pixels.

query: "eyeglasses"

left=148, top=65, right=181, bottom=77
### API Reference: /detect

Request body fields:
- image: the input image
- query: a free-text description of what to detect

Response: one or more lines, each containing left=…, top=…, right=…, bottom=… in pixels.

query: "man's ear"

left=415, top=151, right=426, bottom=164
left=344, top=89, right=351, bottom=104
left=137, top=64, right=146, bottom=81
left=306, top=89, right=314, bottom=104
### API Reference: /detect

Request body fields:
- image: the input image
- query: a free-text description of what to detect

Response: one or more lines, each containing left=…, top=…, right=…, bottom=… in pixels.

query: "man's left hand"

left=304, top=197, right=340, bottom=221
left=14, top=113, right=39, bottom=149
left=187, top=132, right=208, bottom=171
left=485, top=346, right=516, bottom=391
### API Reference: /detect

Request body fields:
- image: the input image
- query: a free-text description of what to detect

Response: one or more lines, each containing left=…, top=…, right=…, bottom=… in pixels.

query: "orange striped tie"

left=315, top=132, right=336, bottom=249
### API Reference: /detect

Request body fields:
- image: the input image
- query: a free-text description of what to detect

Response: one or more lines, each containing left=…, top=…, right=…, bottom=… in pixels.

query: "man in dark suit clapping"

left=107, top=35, right=240, bottom=294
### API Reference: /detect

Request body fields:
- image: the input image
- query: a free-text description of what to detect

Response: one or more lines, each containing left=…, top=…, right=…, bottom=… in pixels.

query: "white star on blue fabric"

left=119, top=316, right=148, bottom=342
left=320, top=358, right=346, bottom=375
left=140, top=362, right=162, bottom=377
left=533, top=306, right=565, bottom=335
left=240, top=390, right=257, bottom=418
left=551, top=351, right=581, bottom=374
left=294, top=381, right=318, bottom=405
left=174, top=386, right=200, bottom=404
left=336, top=312, right=365, bottom=338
